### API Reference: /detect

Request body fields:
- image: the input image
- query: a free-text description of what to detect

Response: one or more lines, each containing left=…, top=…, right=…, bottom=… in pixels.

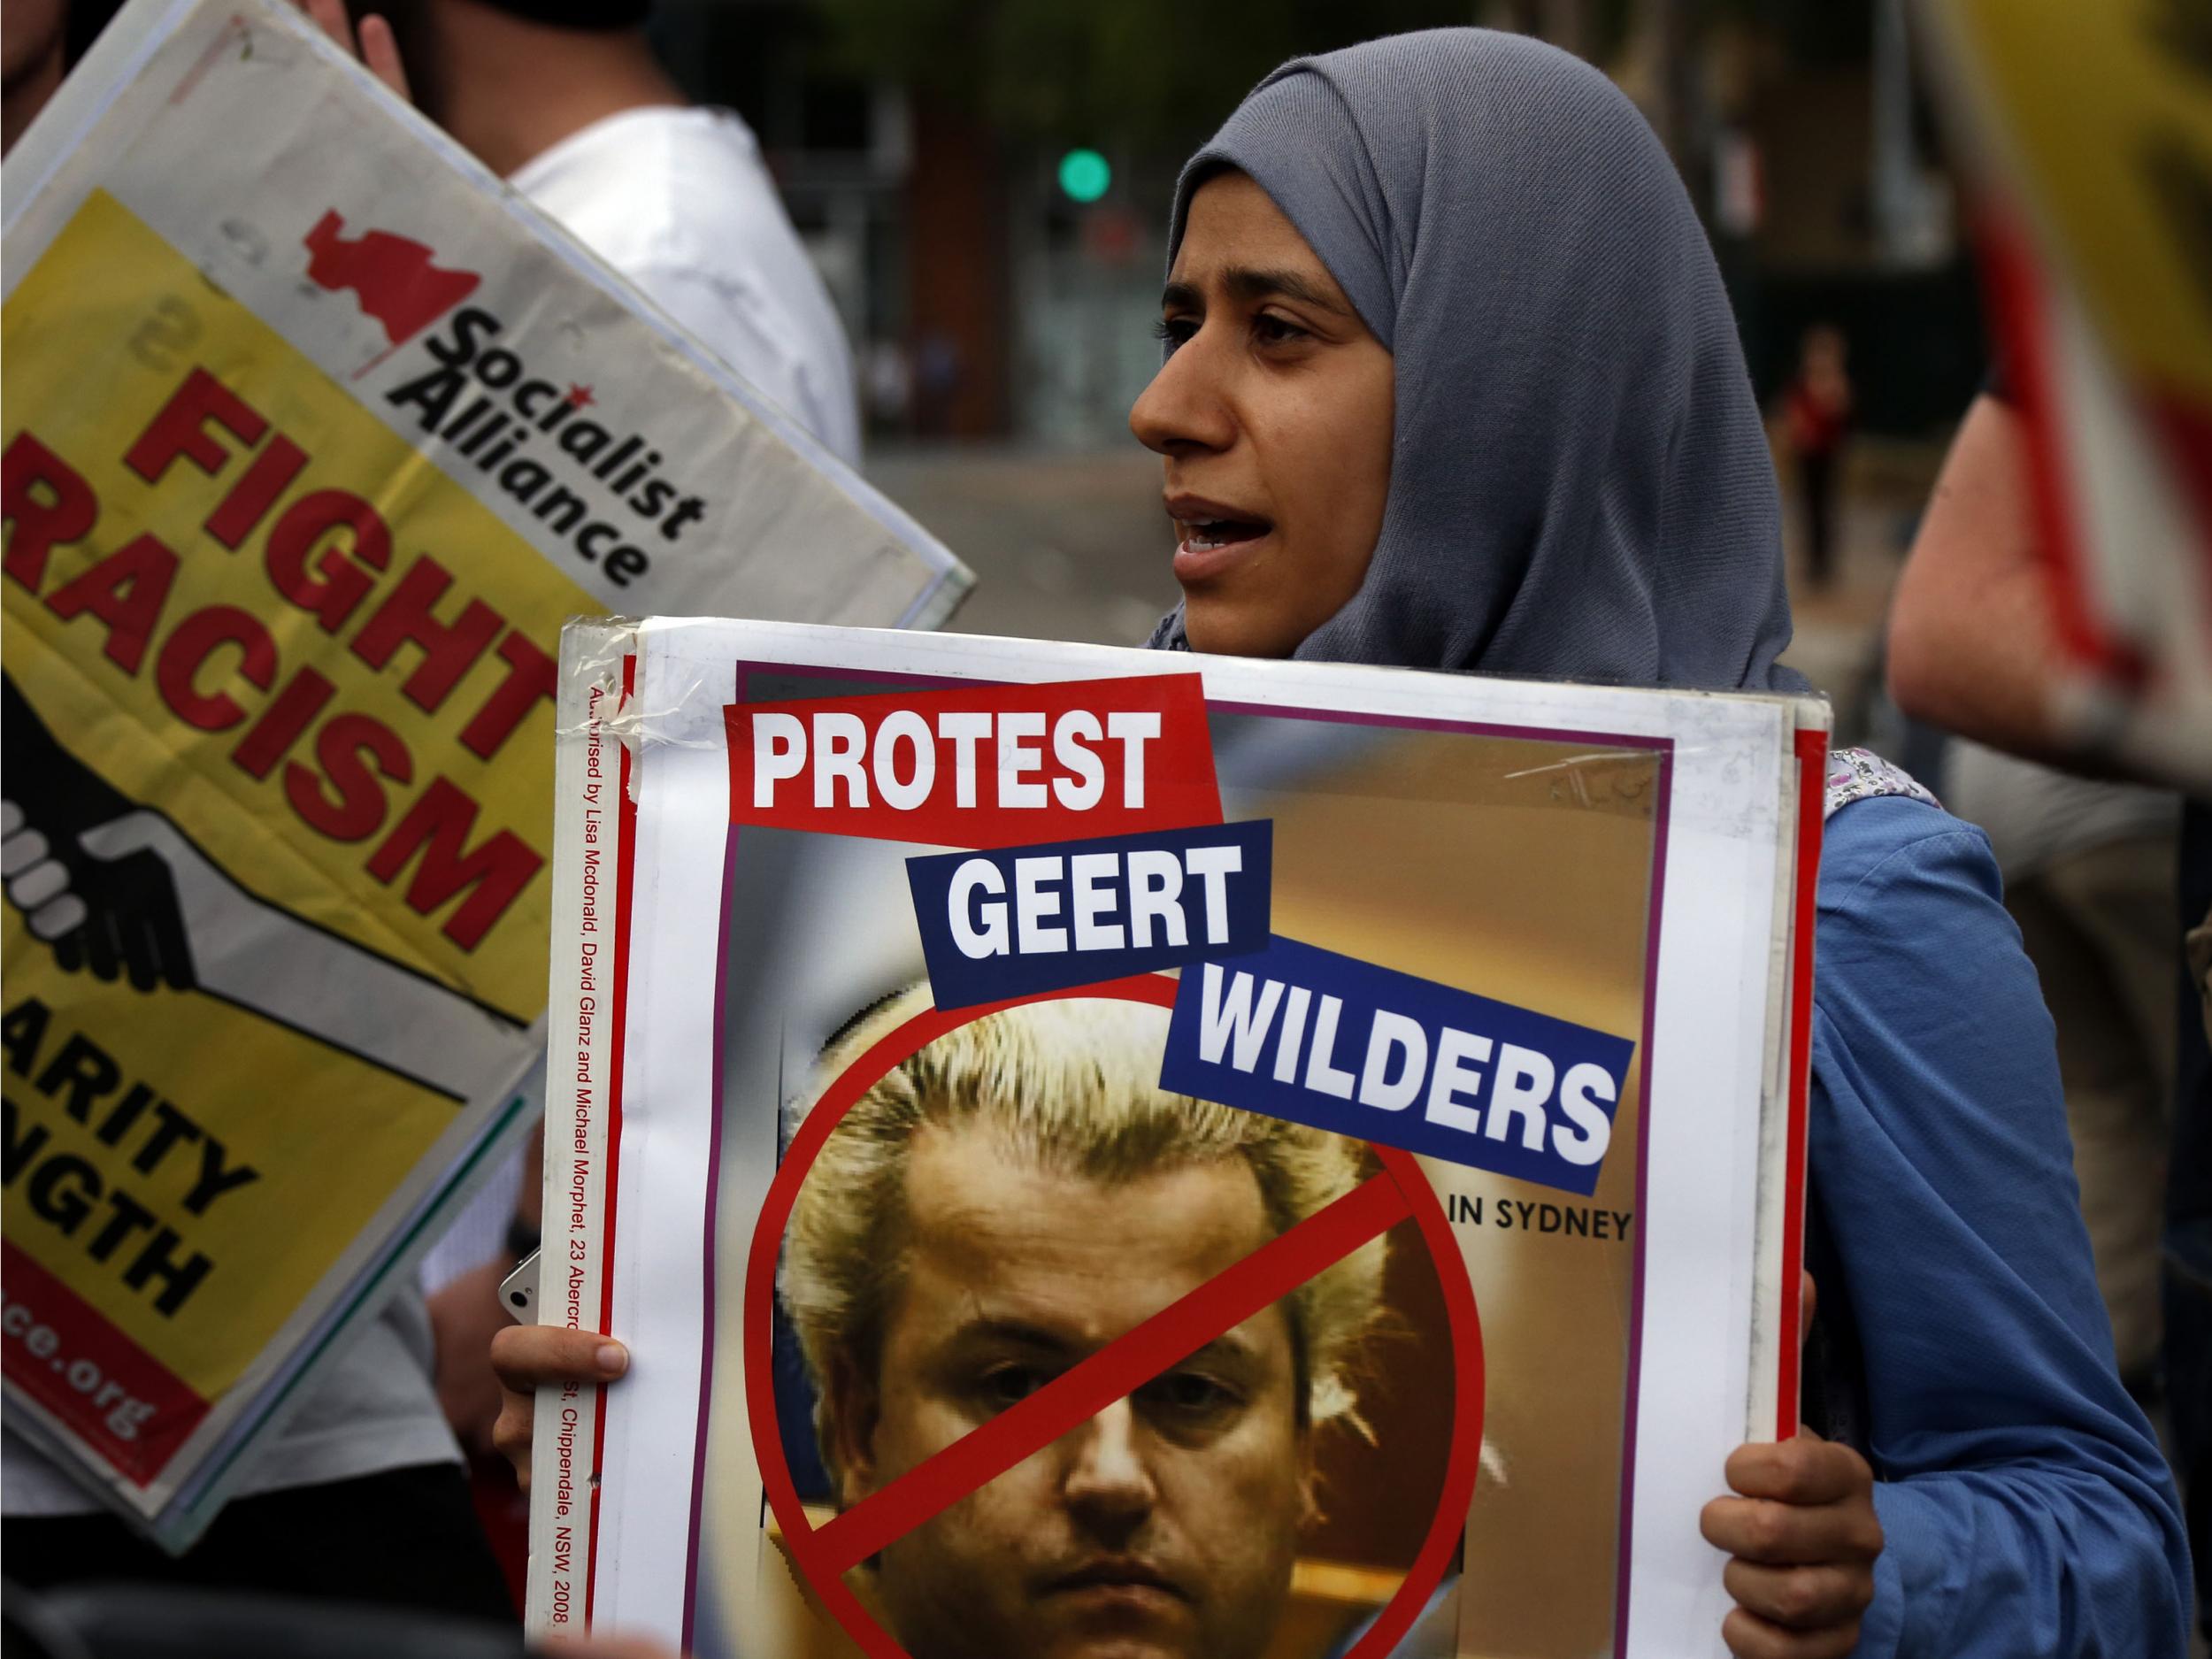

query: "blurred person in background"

left=1944, top=723, right=2178, bottom=1398
left=1778, top=324, right=1853, bottom=594
left=1889, top=384, right=2210, bottom=1640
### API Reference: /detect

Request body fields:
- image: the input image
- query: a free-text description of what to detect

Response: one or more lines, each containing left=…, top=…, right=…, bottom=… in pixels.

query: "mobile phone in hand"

left=497, top=1248, right=540, bottom=1322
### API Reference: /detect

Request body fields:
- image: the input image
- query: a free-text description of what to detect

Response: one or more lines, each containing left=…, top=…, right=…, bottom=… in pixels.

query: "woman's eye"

left=1153, top=316, right=1197, bottom=353
left=1253, top=313, right=1310, bottom=347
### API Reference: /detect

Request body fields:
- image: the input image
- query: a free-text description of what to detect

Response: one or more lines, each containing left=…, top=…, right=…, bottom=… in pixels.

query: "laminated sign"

left=534, top=619, right=1828, bottom=1659
left=0, top=0, right=967, bottom=1544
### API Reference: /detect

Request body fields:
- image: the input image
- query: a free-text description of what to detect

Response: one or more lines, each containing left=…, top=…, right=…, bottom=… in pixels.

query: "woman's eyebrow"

left=1157, top=269, right=1350, bottom=317
left=1224, top=265, right=1349, bottom=315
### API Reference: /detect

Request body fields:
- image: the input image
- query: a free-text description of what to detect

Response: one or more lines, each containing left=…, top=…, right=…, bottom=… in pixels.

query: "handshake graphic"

left=2, top=675, right=522, bottom=1101
left=2, top=676, right=200, bottom=993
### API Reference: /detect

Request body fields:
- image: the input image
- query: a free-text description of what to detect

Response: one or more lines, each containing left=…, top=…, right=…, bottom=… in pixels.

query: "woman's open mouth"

left=1167, top=495, right=1272, bottom=582
left=1181, top=518, right=1264, bottom=551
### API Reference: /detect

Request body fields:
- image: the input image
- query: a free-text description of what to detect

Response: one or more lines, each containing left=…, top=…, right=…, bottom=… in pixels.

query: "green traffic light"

left=1057, top=149, right=1112, bottom=204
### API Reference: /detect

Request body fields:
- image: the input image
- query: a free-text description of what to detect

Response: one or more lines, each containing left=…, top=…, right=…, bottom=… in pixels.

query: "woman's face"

left=1130, top=172, right=1394, bottom=657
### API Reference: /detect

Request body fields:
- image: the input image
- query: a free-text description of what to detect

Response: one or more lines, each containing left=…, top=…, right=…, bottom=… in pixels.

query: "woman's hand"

left=488, top=1324, right=629, bottom=1491
left=1700, top=1271, right=1883, bottom=1656
left=1701, top=1430, right=1883, bottom=1656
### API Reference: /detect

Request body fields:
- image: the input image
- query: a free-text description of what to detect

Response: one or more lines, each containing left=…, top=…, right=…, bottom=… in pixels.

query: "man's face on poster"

left=825, top=1119, right=1314, bottom=1659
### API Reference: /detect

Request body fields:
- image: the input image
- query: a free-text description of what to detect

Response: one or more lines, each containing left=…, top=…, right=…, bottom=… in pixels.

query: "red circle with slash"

left=743, top=973, right=1484, bottom=1658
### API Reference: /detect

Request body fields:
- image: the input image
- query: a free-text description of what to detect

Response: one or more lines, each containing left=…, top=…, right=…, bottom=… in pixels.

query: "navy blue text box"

left=1161, top=935, right=1636, bottom=1195
left=910, top=821, right=1271, bottom=1010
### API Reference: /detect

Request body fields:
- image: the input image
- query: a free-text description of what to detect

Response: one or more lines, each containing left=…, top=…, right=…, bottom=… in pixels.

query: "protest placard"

left=536, top=618, right=1824, bottom=1659
left=0, top=0, right=967, bottom=1546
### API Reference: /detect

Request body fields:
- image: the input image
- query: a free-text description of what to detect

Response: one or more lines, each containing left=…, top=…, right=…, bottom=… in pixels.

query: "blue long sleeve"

left=1808, top=796, right=2191, bottom=1656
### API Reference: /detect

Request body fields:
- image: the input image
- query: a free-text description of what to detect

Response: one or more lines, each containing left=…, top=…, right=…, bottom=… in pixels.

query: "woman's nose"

left=1130, top=334, right=1235, bottom=457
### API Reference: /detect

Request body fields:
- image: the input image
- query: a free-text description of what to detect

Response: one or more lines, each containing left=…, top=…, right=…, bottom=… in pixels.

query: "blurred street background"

left=656, top=0, right=1993, bottom=728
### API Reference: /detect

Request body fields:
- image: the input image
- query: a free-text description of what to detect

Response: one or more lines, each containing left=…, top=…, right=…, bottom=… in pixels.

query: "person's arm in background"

left=1806, top=800, right=2190, bottom=1656
left=1885, top=394, right=2081, bottom=764
left=1886, top=391, right=2166, bottom=786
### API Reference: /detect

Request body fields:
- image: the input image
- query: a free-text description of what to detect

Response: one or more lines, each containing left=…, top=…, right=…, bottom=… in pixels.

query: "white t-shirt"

left=511, top=105, right=862, bottom=465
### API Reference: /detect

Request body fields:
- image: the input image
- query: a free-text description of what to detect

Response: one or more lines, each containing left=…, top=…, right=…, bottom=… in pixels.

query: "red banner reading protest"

left=724, top=673, right=1222, bottom=848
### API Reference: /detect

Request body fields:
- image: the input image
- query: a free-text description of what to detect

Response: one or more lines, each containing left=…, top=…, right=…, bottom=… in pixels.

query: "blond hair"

left=778, top=986, right=1386, bottom=1468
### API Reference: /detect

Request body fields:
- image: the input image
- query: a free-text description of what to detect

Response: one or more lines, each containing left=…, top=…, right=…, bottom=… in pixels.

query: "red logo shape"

left=303, top=210, right=480, bottom=349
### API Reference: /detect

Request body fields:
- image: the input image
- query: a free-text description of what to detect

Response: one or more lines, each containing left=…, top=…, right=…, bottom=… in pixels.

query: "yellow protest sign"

left=4, top=184, right=578, bottom=1485
left=1, top=0, right=963, bottom=1541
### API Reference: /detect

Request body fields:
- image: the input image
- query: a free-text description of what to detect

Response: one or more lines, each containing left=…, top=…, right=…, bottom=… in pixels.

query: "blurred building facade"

left=654, top=0, right=1990, bottom=449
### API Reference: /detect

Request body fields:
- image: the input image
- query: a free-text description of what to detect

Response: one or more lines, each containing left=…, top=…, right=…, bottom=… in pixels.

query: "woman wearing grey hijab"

left=1133, top=28, right=2190, bottom=1659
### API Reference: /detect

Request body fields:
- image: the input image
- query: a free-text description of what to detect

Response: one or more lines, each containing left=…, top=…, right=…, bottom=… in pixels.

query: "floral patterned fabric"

left=1824, top=745, right=1939, bottom=821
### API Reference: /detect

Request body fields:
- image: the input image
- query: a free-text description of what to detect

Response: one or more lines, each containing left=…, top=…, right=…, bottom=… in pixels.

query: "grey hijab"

left=1148, top=29, right=1802, bottom=693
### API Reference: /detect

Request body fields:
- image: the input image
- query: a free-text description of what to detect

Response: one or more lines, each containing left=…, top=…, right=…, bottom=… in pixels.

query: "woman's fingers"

left=1706, top=1428, right=1883, bottom=1655
left=1724, top=1432, right=1874, bottom=1511
left=492, top=1390, right=535, bottom=1486
left=1720, top=1559, right=1871, bottom=1631
left=491, top=1325, right=628, bottom=1393
left=488, top=1325, right=628, bottom=1489
left=1701, top=1491, right=1884, bottom=1567
left=1720, top=1606, right=1863, bottom=1659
